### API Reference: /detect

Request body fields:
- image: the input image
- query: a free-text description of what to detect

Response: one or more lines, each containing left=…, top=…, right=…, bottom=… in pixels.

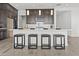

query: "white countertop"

left=13, top=28, right=68, bottom=34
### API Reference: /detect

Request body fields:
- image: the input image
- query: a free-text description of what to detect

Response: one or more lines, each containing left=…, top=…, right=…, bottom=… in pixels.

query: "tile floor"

left=0, top=37, right=79, bottom=56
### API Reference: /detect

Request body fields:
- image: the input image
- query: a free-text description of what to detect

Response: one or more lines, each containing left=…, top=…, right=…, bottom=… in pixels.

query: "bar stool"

left=53, top=34, right=65, bottom=49
left=28, top=34, right=38, bottom=49
left=41, top=34, right=51, bottom=49
left=14, top=34, right=25, bottom=49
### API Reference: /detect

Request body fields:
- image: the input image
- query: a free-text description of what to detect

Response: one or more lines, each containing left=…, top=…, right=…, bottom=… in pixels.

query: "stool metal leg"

left=22, top=36, right=23, bottom=48
left=28, top=35, right=30, bottom=49
left=61, top=37, right=62, bottom=47
left=17, top=36, right=18, bottom=47
left=36, top=36, right=38, bottom=49
left=24, top=35, right=25, bottom=47
left=14, top=36, right=15, bottom=48
left=63, top=36, right=65, bottom=49
left=41, top=36, right=43, bottom=49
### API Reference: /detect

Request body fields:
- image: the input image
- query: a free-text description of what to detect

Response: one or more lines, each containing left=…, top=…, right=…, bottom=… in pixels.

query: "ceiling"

left=10, top=3, right=79, bottom=10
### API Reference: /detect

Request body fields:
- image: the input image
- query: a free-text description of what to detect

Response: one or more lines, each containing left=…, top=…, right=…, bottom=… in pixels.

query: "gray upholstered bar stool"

left=28, top=34, right=38, bottom=49
left=14, top=34, right=25, bottom=49
left=53, top=34, right=65, bottom=49
left=41, top=34, right=51, bottom=49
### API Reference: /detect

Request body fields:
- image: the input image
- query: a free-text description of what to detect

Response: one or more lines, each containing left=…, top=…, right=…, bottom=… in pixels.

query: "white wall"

left=56, top=11, right=71, bottom=29
left=70, top=8, right=79, bottom=37
left=56, top=7, right=79, bottom=37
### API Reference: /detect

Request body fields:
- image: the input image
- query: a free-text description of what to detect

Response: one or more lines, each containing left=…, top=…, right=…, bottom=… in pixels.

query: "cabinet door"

left=41, top=9, right=50, bottom=16
left=26, top=9, right=39, bottom=16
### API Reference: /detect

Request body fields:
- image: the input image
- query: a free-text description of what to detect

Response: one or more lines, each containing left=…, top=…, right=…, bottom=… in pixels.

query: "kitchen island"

left=13, top=29, right=68, bottom=46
